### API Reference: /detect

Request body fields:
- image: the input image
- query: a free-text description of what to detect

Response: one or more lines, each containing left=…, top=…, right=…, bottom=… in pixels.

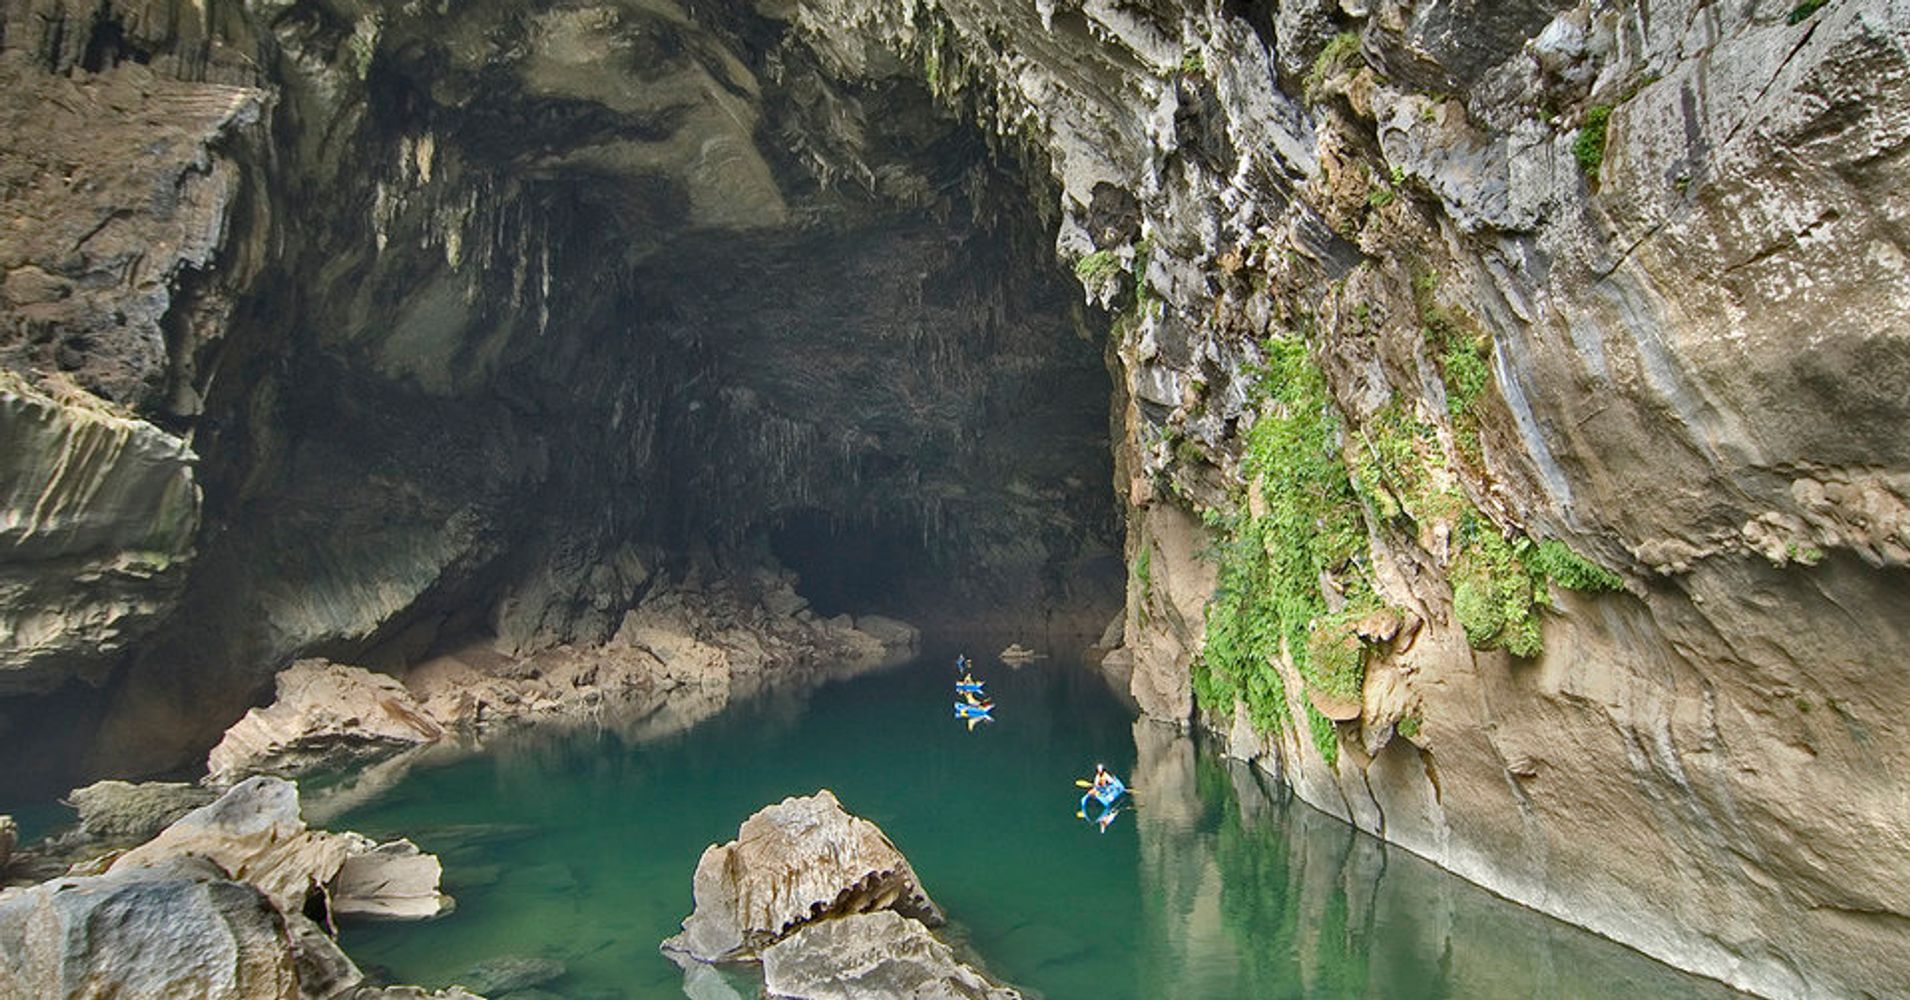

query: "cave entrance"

left=769, top=510, right=931, bottom=619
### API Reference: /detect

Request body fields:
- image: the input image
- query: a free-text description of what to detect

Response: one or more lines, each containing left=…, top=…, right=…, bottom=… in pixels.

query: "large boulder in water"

left=761, top=910, right=1023, bottom=1000
left=207, top=659, right=444, bottom=786
left=0, top=856, right=303, bottom=1000
left=662, top=790, right=942, bottom=963
left=0, top=815, right=14, bottom=873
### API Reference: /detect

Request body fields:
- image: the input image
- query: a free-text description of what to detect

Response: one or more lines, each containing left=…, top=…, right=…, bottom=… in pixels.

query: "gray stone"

left=761, top=910, right=1022, bottom=1000
left=0, top=815, right=13, bottom=872
left=0, top=858, right=302, bottom=1000
left=67, top=778, right=217, bottom=845
left=851, top=615, right=919, bottom=650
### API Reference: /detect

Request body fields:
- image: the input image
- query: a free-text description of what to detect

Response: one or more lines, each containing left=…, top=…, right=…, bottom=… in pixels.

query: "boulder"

left=761, top=910, right=1023, bottom=1000
left=207, top=659, right=446, bottom=785
left=852, top=615, right=920, bottom=650
left=662, top=790, right=942, bottom=963
left=0, top=814, right=13, bottom=872
left=0, top=857, right=302, bottom=1000
left=66, top=778, right=216, bottom=844
left=331, top=839, right=452, bottom=919
left=111, top=776, right=452, bottom=920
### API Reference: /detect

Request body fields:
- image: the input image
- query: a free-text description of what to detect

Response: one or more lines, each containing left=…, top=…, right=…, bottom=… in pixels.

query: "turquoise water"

left=336, top=646, right=1743, bottom=999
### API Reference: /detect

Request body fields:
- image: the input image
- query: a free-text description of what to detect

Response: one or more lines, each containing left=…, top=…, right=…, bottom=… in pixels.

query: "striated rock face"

left=0, top=857, right=303, bottom=1000
left=207, top=660, right=444, bottom=786
left=0, top=370, right=200, bottom=694
left=761, top=910, right=1023, bottom=1000
left=663, top=790, right=943, bottom=964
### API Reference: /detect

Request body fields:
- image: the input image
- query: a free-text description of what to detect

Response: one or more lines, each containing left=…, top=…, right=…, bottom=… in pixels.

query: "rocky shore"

left=0, top=777, right=469, bottom=1000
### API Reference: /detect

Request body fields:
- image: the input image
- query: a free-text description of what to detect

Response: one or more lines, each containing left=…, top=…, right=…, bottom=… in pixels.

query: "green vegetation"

left=1789, top=0, right=1830, bottom=24
left=1180, top=49, right=1206, bottom=76
left=1574, top=104, right=1613, bottom=181
left=1075, top=250, right=1121, bottom=283
left=1366, top=182, right=1397, bottom=210
left=923, top=21, right=949, bottom=91
left=1413, top=270, right=1491, bottom=458
left=346, top=18, right=380, bottom=80
left=1133, top=543, right=1154, bottom=627
left=1452, top=518, right=1623, bottom=657
left=1194, top=335, right=1374, bottom=746
left=1397, top=715, right=1422, bottom=739
left=1305, top=32, right=1364, bottom=102
left=1307, top=704, right=1339, bottom=765
left=1133, top=238, right=1158, bottom=316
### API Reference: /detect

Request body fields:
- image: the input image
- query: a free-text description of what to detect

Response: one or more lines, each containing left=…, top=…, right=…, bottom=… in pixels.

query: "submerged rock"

left=761, top=910, right=1023, bottom=1000
left=0, top=857, right=303, bottom=1000
left=458, top=954, right=566, bottom=994
left=207, top=659, right=445, bottom=786
left=67, top=778, right=217, bottom=845
left=662, top=790, right=943, bottom=963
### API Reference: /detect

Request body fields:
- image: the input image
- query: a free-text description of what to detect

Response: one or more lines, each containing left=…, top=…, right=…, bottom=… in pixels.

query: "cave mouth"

left=770, top=510, right=929, bottom=620
left=0, top=0, right=1128, bottom=792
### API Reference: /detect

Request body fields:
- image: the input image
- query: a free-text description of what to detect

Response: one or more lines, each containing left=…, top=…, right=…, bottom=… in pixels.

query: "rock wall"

left=768, top=0, right=1910, bottom=996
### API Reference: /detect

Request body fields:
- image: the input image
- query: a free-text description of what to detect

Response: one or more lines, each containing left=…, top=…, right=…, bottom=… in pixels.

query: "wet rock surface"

left=663, top=789, right=944, bottom=963
left=0, top=776, right=459, bottom=999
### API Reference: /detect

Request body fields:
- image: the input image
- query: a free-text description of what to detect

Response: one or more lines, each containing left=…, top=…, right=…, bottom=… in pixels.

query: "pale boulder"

left=662, top=790, right=942, bottom=963
left=207, top=659, right=444, bottom=786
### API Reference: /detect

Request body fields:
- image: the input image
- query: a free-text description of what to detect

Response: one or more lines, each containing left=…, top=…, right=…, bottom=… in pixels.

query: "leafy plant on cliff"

left=1574, top=104, right=1613, bottom=181
left=1452, top=516, right=1625, bottom=657
left=1305, top=32, right=1364, bottom=102
left=1788, top=0, right=1830, bottom=24
left=1194, top=335, right=1373, bottom=747
left=1075, top=250, right=1121, bottom=283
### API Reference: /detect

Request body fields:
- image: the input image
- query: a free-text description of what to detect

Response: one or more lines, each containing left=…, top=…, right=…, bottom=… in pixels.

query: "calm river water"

left=336, top=644, right=1743, bottom=999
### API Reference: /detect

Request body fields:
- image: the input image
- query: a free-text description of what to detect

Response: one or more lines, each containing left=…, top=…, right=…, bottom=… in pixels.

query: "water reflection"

left=1132, top=723, right=1746, bottom=999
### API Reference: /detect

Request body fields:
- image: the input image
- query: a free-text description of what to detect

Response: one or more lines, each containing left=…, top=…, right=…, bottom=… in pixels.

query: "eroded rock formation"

left=663, top=789, right=943, bottom=964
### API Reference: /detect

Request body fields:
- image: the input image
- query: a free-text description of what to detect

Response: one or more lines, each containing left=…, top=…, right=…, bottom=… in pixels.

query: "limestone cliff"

left=766, top=0, right=1908, bottom=996
left=0, top=0, right=1905, bottom=996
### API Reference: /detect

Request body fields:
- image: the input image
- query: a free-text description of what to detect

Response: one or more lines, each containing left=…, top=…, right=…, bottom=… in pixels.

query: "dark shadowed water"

left=334, top=646, right=1744, bottom=999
